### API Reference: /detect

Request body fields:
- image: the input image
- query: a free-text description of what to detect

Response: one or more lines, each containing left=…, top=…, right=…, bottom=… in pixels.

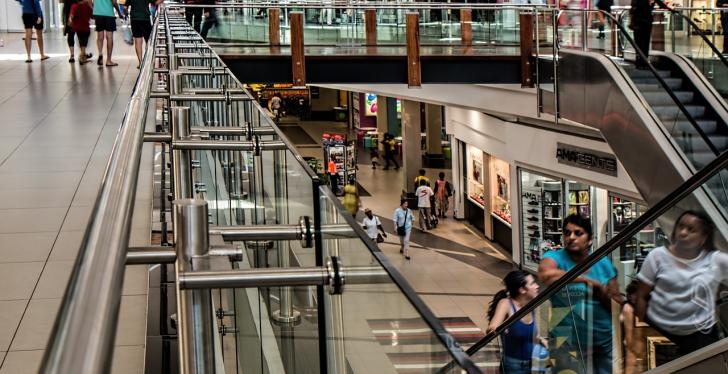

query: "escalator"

left=438, top=148, right=728, bottom=374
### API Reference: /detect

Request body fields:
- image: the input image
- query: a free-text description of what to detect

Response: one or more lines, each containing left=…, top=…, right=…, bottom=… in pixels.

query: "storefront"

left=463, top=144, right=512, bottom=253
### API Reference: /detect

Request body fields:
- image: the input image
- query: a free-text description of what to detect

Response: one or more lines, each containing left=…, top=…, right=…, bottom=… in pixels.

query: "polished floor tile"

left=0, top=263, right=44, bottom=301
left=0, top=208, right=67, bottom=234
left=0, top=232, right=56, bottom=263
left=113, top=295, right=148, bottom=347
left=0, top=350, right=44, bottom=374
left=47, top=230, right=83, bottom=262
left=0, top=300, right=27, bottom=352
left=32, top=261, right=74, bottom=300
left=111, top=345, right=145, bottom=374
left=9, top=298, right=61, bottom=351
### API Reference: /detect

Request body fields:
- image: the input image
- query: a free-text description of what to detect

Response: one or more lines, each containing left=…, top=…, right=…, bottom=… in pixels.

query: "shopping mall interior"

left=0, top=1, right=727, bottom=373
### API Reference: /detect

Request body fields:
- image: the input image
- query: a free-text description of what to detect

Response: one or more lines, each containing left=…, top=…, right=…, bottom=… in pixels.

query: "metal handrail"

left=437, top=149, right=728, bottom=372
left=172, top=2, right=556, bottom=10
left=39, top=13, right=159, bottom=374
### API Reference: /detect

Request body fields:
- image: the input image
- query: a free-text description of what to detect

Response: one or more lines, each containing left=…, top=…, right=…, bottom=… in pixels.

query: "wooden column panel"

left=519, top=12, right=534, bottom=88
left=269, top=8, right=280, bottom=46
left=461, top=9, right=472, bottom=46
left=406, top=12, right=421, bottom=88
left=365, top=9, right=377, bottom=46
left=290, top=12, right=305, bottom=86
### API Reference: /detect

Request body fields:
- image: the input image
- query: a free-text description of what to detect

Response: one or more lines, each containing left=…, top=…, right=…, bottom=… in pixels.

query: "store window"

left=490, top=158, right=511, bottom=224
left=467, top=145, right=485, bottom=207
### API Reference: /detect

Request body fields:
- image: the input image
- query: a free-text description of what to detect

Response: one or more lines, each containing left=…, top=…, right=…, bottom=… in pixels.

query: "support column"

left=401, top=100, right=423, bottom=193
left=290, top=12, right=306, bottom=87
left=461, top=9, right=472, bottom=46
left=365, top=9, right=377, bottom=46
left=406, top=12, right=421, bottom=88
left=519, top=12, right=535, bottom=88
left=425, top=103, right=443, bottom=156
left=375, top=95, right=389, bottom=149
left=269, top=8, right=281, bottom=46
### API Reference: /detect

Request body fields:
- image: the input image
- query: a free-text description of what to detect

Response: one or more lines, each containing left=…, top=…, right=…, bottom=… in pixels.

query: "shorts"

left=22, top=14, right=43, bottom=30
left=76, top=31, right=91, bottom=47
left=94, top=16, right=116, bottom=32
left=131, top=20, right=152, bottom=41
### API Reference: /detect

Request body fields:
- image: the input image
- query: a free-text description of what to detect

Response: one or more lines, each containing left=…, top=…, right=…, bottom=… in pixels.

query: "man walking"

left=393, top=199, right=413, bottom=260
left=415, top=179, right=434, bottom=232
left=93, top=0, right=120, bottom=66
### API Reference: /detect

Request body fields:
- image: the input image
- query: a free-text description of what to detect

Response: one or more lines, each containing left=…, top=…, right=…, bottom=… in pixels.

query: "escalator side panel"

left=557, top=50, right=691, bottom=205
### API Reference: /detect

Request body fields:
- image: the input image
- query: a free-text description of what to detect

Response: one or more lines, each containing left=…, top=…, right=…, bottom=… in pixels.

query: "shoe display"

left=527, top=216, right=539, bottom=222
left=527, top=225, right=539, bottom=230
left=528, top=201, right=539, bottom=206
left=527, top=208, right=538, bottom=214
left=529, top=232, right=541, bottom=238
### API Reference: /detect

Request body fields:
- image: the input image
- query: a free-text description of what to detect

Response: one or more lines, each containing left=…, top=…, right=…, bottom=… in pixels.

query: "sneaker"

left=527, top=216, right=539, bottom=222
left=527, top=208, right=538, bottom=214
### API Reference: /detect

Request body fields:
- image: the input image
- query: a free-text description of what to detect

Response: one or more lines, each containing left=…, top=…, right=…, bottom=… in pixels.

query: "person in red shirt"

left=69, top=0, right=93, bottom=64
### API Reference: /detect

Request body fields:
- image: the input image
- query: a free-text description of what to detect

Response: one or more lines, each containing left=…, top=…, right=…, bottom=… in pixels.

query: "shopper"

left=63, top=0, right=78, bottom=62
left=382, top=133, right=399, bottom=170
left=538, top=214, right=623, bottom=374
left=126, top=0, right=158, bottom=68
left=199, top=0, right=218, bottom=39
left=595, top=0, right=613, bottom=39
left=327, top=159, right=339, bottom=195
left=487, top=270, right=544, bottom=374
left=17, top=0, right=48, bottom=63
left=268, top=93, right=282, bottom=120
left=185, top=0, right=203, bottom=32
left=342, top=183, right=360, bottom=218
left=393, top=199, right=413, bottom=260
left=719, top=0, right=728, bottom=53
left=370, top=147, right=380, bottom=169
left=415, top=179, right=434, bottom=232
left=93, top=0, right=120, bottom=67
left=69, top=0, right=93, bottom=65
left=433, top=172, right=453, bottom=218
left=413, top=168, right=430, bottom=191
left=634, top=210, right=728, bottom=355
left=361, top=208, right=386, bottom=243
left=629, top=0, right=654, bottom=69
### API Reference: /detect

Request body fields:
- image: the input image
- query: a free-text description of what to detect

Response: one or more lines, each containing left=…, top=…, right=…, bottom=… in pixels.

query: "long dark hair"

left=671, top=210, right=715, bottom=250
left=487, top=270, right=530, bottom=321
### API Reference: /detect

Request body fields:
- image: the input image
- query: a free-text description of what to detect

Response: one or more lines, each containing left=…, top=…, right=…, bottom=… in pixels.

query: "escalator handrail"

left=436, top=148, right=728, bottom=373
left=558, top=9, right=721, bottom=156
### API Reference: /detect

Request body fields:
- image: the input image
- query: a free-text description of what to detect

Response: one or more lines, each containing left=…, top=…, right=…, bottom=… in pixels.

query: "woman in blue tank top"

left=487, top=270, right=545, bottom=373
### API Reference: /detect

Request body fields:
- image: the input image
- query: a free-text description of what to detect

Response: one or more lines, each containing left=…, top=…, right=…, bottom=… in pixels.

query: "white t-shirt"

left=637, top=246, right=728, bottom=335
left=361, top=216, right=381, bottom=239
left=416, top=185, right=434, bottom=208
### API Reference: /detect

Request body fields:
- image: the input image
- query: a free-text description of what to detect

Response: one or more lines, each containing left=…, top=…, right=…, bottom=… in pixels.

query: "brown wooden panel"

left=461, top=9, right=472, bottom=46
left=290, top=12, right=305, bottom=86
left=365, top=9, right=377, bottom=46
left=519, top=12, right=534, bottom=88
left=406, top=12, right=421, bottom=88
left=269, top=8, right=280, bottom=46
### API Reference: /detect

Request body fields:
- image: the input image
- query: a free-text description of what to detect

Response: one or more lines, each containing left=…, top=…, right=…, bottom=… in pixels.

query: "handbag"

left=376, top=233, right=385, bottom=243
left=121, top=18, right=133, bottom=45
left=531, top=316, right=550, bottom=373
left=396, top=210, right=409, bottom=236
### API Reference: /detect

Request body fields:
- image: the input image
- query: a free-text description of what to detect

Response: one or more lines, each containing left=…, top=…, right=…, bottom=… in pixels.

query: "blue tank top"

left=501, top=299, right=535, bottom=360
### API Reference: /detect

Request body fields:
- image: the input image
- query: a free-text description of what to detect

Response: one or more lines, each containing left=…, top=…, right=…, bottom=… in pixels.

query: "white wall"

left=446, top=106, right=642, bottom=265
left=1, top=0, right=30, bottom=32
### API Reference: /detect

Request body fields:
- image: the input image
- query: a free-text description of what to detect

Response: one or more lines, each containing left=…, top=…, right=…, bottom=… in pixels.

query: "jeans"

left=418, top=207, right=431, bottom=230
left=502, top=355, right=531, bottom=374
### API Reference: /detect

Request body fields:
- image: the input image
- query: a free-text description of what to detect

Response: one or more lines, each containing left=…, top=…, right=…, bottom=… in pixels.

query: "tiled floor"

left=0, top=30, right=151, bottom=373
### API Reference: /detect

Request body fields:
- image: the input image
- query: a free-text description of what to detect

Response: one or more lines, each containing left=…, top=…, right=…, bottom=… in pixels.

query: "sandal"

left=25, top=59, right=32, bottom=63
left=97, top=56, right=103, bottom=66
left=40, top=56, right=50, bottom=61
left=69, top=57, right=75, bottom=63
left=105, top=62, right=118, bottom=67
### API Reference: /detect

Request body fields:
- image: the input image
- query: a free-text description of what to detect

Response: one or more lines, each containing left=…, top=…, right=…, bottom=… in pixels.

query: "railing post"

left=365, top=9, right=377, bottom=46
left=269, top=8, right=280, bottom=46
left=290, top=11, right=306, bottom=87
left=172, top=106, right=193, bottom=199
left=520, top=12, right=535, bottom=88
left=174, top=198, right=215, bottom=374
left=461, top=9, right=472, bottom=46
left=406, top=12, right=421, bottom=88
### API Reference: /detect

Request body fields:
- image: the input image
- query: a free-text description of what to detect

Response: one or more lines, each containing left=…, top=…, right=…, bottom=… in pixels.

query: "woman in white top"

left=361, top=208, right=386, bottom=242
left=635, top=210, right=728, bottom=355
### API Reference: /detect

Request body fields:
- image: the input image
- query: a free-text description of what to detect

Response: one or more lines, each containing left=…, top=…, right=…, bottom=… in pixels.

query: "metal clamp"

left=299, top=216, right=313, bottom=248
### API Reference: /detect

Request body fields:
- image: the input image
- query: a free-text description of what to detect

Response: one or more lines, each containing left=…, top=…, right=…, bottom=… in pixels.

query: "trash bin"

left=443, top=146, right=451, bottom=160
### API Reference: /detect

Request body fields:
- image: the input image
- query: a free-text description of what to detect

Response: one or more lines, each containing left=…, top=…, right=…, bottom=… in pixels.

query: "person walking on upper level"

left=185, top=0, right=203, bottom=32
left=538, top=214, right=624, bottom=374
left=634, top=210, right=728, bottom=356
left=16, top=0, right=48, bottom=63
left=393, top=199, right=413, bottom=260
left=199, top=0, right=218, bottom=39
left=94, top=0, right=120, bottom=67
left=718, top=0, right=728, bottom=54
left=630, top=0, right=654, bottom=69
left=487, top=270, right=545, bottom=374
left=126, top=0, right=160, bottom=68
left=433, top=172, right=453, bottom=218
left=382, top=133, right=399, bottom=170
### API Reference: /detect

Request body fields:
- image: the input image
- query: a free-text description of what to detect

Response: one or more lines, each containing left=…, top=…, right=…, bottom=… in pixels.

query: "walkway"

left=0, top=31, right=150, bottom=373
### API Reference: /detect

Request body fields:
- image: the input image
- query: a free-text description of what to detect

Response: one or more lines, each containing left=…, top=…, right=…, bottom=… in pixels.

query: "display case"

left=467, top=146, right=486, bottom=207
left=323, top=133, right=356, bottom=196
left=520, top=170, right=564, bottom=270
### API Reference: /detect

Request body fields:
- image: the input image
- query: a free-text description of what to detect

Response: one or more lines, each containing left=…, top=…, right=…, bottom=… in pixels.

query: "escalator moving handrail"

left=558, top=9, right=721, bottom=156
left=436, top=148, right=728, bottom=373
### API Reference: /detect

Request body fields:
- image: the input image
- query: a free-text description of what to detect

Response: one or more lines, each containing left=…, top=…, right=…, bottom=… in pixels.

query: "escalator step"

left=674, top=134, right=728, bottom=153
left=640, top=90, right=694, bottom=105
left=631, top=77, right=683, bottom=90
left=626, top=68, right=672, bottom=79
left=675, top=120, right=719, bottom=134
left=653, top=105, right=706, bottom=119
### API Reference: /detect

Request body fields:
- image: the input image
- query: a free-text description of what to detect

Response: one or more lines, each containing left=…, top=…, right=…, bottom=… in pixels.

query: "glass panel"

left=472, top=165, right=728, bottom=373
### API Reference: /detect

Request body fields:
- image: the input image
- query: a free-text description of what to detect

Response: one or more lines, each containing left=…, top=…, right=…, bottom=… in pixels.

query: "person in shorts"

left=70, top=0, right=93, bottom=64
left=126, top=0, right=160, bottom=68
left=93, top=0, right=120, bottom=67
left=16, top=0, right=48, bottom=63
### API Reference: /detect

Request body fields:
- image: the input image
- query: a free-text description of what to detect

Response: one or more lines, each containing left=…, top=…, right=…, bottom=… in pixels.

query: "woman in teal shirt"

left=538, top=214, right=625, bottom=374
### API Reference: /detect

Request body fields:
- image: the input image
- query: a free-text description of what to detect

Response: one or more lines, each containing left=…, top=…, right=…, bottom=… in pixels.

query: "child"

left=370, top=148, right=380, bottom=169
left=69, top=0, right=93, bottom=64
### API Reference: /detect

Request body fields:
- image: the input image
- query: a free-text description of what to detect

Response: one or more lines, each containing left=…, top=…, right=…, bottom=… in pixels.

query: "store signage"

left=555, top=143, right=618, bottom=177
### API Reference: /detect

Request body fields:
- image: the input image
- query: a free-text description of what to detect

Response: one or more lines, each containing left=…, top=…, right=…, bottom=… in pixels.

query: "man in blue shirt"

left=16, top=0, right=48, bottom=63
left=393, top=199, right=414, bottom=260
left=538, top=214, right=624, bottom=374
